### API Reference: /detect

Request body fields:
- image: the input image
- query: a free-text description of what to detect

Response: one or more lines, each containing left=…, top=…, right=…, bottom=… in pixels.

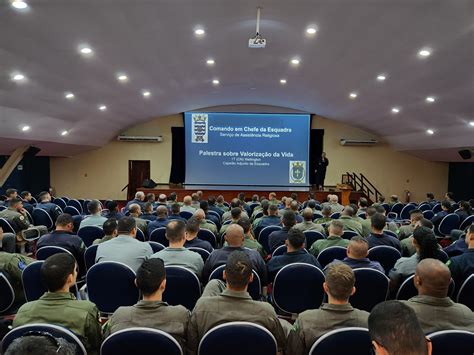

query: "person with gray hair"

left=293, top=208, right=326, bottom=234
left=125, top=191, right=146, bottom=210
left=128, top=203, right=148, bottom=234
left=309, top=219, right=349, bottom=256
left=146, top=205, right=170, bottom=236
left=339, top=205, right=363, bottom=236
left=79, top=199, right=107, bottom=228
left=321, top=194, right=344, bottom=214
left=193, top=208, right=218, bottom=235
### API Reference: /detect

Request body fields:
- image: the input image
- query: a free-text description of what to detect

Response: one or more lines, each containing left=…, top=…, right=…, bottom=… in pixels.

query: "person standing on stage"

left=315, top=152, right=329, bottom=190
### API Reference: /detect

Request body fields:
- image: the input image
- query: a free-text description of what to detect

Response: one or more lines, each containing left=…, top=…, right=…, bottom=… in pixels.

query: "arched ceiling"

left=0, top=0, right=473, bottom=160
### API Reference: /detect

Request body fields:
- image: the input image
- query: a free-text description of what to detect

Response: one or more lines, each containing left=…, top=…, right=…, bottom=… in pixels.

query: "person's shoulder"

left=69, top=299, right=99, bottom=314
left=16, top=300, right=38, bottom=314
left=352, top=307, right=370, bottom=318
left=167, top=304, right=191, bottom=319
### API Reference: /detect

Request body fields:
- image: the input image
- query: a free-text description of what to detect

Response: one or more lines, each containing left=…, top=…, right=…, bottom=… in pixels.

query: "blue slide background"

left=184, top=112, right=310, bottom=186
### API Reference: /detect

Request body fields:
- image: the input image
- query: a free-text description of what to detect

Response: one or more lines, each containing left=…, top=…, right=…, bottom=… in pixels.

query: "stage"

left=139, top=184, right=365, bottom=204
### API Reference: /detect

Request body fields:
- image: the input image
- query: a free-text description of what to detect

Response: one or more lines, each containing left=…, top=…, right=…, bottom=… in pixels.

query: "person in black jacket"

left=315, top=152, right=329, bottom=190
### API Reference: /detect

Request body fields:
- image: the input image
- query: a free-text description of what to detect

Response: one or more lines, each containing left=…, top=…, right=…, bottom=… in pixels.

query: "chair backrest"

left=149, top=227, right=168, bottom=246
left=148, top=241, right=165, bottom=253
left=136, top=228, right=146, bottom=242
left=390, top=202, right=404, bottom=216
left=188, top=247, right=211, bottom=262
left=86, top=261, right=139, bottom=314
left=308, top=327, right=371, bottom=355
left=271, top=245, right=287, bottom=257
left=303, top=230, right=325, bottom=248
left=77, top=225, right=105, bottom=247
left=397, top=275, right=456, bottom=300
left=381, top=203, right=390, bottom=214
left=0, top=218, right=16, bottom=234
left=387, top=212, right=398, bottom=220
left=438, top=213, right=460, bottom=236
left=22, top=261, right=47, bottom=302
left=356, top=212, right=366, bottom=219
left=53, top=198, right=67, bottom=210
left=341, top=230, right=359, bottom=240
left=207, top=210, right=221, bottom=220
left=313, top=212, right=323, bottom=220
left=101, top=327, right=183, bottom=355
left=258, top=225, right=282, bottom=253
left=84, top=244, right=99, bottom=271
left=432, top=203, right=442, bottom=213
left=2, top=323, right=87, bottom=355
left=400, top=204, right=416, bottom=220
left=350, top=268, right=389, bottom=312
left=67, top=199, right=83, bottom=214
left=0, top=206, right=6, bottom=211
left=83, top=199, right=91, bottom=213
left=383, top=229, right=398, bottom=239
left=179, top=211, right=193, bottom=220
left=31, top=208, right=53, bottom=230
left=418, top=203, right=431, bottom=211
left=330, top=212, right=341, bottom=219
left=64, top=205, right=81, bottom=216
left=272, top=263, right=325, bottom=314
left=456, top=274, right=474, bottom=311
left=209, top=265, right=262, bottom=301
left=198, top=322, right=277, bottom=355
left=423, top=210, right=435, bottom=220
left=367, top=245, right=401, bottom=274
left=428, top=330, right=474, bottom=355
left=162, top=266, right=202, bottom=310
left=197, top=229, right=217, bottom=248
left=223, top=219, right=233, bottom=225
left=317, top=246, right=347, bottom=268
left=0, top=272, right=15, bottom=313
left=459, top=215, right=474, bottom=231
left=36, top=246, right=73, bottom=261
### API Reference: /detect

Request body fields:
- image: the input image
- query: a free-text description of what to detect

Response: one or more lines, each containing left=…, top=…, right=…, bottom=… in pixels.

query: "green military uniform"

left=13, top=292, right=102, bottom=355
left=314, top=217, right=332, bottom=224
left=92, top=235, right=114, bottom=245
left=0, top=252, right=35, bottom=306
left=400, top=236, right=416, bottom=257
left=132, top=217, right=148, bottom=233
left=360, top=219, right=372, bottom=237
left=398, top=224, right=414, bottom=241
left=224, top=233, right=266, bottom=258
left=293, top=221, right=326, bottom=234
left=216, top=203, right=229, bottom=212
left=0, top=207, right=48, bottom=241
left=287, top=303, right=369, bottom=354
left=309, top=235, right=350, bottom=257
left=250, top=206, right=263, bottom=220
left=218, top=220, right=238, bottom=238
left=105, top=300, right=190, bottom=351
left=338, top=216, right=363, bottom=236
left=200, top=219, right=218, bottom=235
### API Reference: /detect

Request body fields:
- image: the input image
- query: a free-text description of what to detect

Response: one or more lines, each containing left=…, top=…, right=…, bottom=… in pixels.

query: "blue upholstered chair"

left=367, top=245, right=401, bottom=274
left=0, top=272, right=15, bottom=313
left=67, top=199, right=83, bottom=214
left=258, top=225, right=281, bottom=254
left=438, top=213, right=460, bottom=236
left=32, top=208, right=54, bottom=230
left=317, top=246, right=347, bottom=268
left=162, top=266, right=202, bottom=310
left=84, top=244, right=99, bottom=271
left=188, top=247, right=211, bottom=262
left=77, top=225, right=104, bottom=247
left=148, top=241, right=165, bottom=253
left=198, top=322, right=277, bottom=355
left=36, top=246, right=73, bottom=261
left=149, top=227, right=168, bottom=246
left=22, top=261, right=47, bottom=302
left=303, top=230, right=325, bottom=249
left=457, top=274, right=474, bottom=311
left=308, top=327, right=371, bottom=355
left=350, top=268, right=389, bottom=312
left=64, top=205, right=81, bottom=216
left=197, top=229, right=217, bottom=248
left=342, top=230, right=359, bottom=240
left=428, top=330, right=474, bottom=355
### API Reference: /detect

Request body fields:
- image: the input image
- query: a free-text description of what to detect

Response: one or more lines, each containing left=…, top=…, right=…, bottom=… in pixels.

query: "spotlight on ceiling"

left=11, top=1, right=28, bottom=9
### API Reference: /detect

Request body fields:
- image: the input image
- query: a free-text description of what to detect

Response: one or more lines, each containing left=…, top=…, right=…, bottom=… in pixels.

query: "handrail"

left=341, top=172, right=382, bottom=204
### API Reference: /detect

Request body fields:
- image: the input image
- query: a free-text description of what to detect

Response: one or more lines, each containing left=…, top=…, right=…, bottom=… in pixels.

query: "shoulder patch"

left=19, top=215, right=25, bottom=220
left=18, top=260, right=27, bottom=271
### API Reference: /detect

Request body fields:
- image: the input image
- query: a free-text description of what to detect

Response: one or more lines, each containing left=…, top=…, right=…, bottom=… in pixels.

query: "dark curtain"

left=309, top=129, right=325, bottom=184
left=169, top=127, right=186, bottom=183
left=448, top=162, right=474, bottom=201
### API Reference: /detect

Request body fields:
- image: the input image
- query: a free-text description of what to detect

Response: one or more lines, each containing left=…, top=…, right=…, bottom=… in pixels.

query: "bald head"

left=225, top=224, right=245, bottom=247
left=302, top=208, right=313, bottom=221
left=347, top=236, right=369, bottom=259
left=156, top=205, right=168, bottom=217
left=183, top=195, right=192, bottom=206
left=415, top=258, right=451, bottom=298
left=194, top=209, right=205, bottom=221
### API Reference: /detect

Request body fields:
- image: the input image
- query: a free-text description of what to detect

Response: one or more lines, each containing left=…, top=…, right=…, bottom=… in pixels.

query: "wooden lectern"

left=336, top=183, right=353, bottom=206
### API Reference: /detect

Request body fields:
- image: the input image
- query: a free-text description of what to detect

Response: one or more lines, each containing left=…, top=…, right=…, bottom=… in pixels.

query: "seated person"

left=208, top=195, right=224, bottom=217
left=146, top=205, right=170, bottom=236
left=127, top=203, right=148, bottom=233
left=95, top=216, right=153, bottom=272
left=140, top=202, right=157, bottom=222
left=338, top=206, right=363, bottom=236
left=36, top=191, right=62, bottom=222
left=268, top=210, right=296, bottom=251
left=13, top=253, right=102, bottom=354
left=103, top=200, right=124, bottom=220
left=447, top=224, right=474, bottom=288
left=193, top=209, right=218, bottom=235
left=188, top=251, right=286, bottom=354
left=168, top=203, right=187, bottom=222
left=184, top=217, right=214, bottom=253
left=105, top=258, right=190, bottom=350
left=314, top=205, right=333, bottom=225
left=431, top=200, right=452, bottom=229
left=79, top=200, right=107, bottom=228
left=151, top=220, right=204, bottom=277
left=268, top=228, right=322, bottom=281
left=455, top=200, right=472, bottom=222
left=369, top=301, right=432, bottom=355
left=92, top=218, right=118, bottom=245
left=389, top=227, right=443, bottom=290
left=124, top=191, right=146, bottom=211
left=290, top=200, right=304, bottom=223
left=398, top=209, right=423, bottom=241
left=366, top=213, right=401, bottom=251
left=253, top=202, right=281, bottom=237
left=4, top=333, right=77, bottom=355
left=215, top=195, right=229, bottom=212
left=293, top=208, right=326, bottom=234
left=37, top=213, right=86, bottom=274
left=202, top=224, right=267, bottom=286
left=0, top=251, right=34, bottom=306
left=0, top=226, right=16, bottom=253
left=219, top=207, right=241, bottom=239
left=235, top=216, right=266, bottom=258
left=180, top=195, right=196, bottom=214
left=287, top=263, right=369, bottom=354
left=200, top=200, right=220, bottom=226
left=327, top=236, right=384, bottom=273
left=20, top=190, right=34, bottom=215
left=401, top=218, right=433, bottom=257
left=221, top=199, right=248, bottom=222
left=402, top=258, right=474, bottom=333
left=360, top=206, right=376, bottom=237
left=309, top=220, right=349, bottom=257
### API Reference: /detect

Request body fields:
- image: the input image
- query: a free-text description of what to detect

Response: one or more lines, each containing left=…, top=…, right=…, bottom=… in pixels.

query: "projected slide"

left=184, top=112, right=310, bottom=186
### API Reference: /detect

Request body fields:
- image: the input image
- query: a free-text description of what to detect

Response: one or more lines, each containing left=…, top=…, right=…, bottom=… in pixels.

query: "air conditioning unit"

left=340, top=139, right=378, bottom=146
left=117, top=135, right=163, bottom=143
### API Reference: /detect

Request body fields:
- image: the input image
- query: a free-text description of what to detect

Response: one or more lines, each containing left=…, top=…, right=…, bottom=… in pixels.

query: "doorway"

left=128, top=160, right=150, bottom=200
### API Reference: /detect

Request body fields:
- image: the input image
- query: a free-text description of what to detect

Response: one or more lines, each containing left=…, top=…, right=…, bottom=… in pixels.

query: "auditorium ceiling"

left=0, top=0, right=473, bottom=161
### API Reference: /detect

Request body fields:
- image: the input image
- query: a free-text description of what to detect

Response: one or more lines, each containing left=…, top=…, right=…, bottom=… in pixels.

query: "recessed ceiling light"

left=391, top=107, right=400, bottom=114
left=98, top=105, right=107, bottom=111
left=195, top=28, right=205, bottom=36
left=142, top=90, right=151, bottom=98
left=469, top=121, right=474, bottom=127
left=212, top=79, right=220, bottom=85
left=61, top=130, right=68, bottom=136
left=426, top=96, right=436, bottom=103
left=64, top=92, right=74, bottom=100
left=290, top=58, right=300, bottom=65
left=349, top=92, right=358, bottom=99
left=11, top=0, right=28, bottom=9
left=280, top=79, right=287, bottom=84
left=418, top=49, right=431, bottom=57
left=22, top=125, right=30, bottom=132
left=11, top=73, right=26, bottom=81
left=426, top=129, right=434, bottom=135
left=377, top=74, right=386, bottom=81
left=306, top=26, right=317, bottom=35
left=206, top=59, right=215, bottom=65
left=117, top=73, right=128, bottom=82
left=79, top=46, right=93, bottom=55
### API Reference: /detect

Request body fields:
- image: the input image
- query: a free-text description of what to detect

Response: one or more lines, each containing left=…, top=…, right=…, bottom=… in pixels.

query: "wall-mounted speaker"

left=458, top=149, right=472, bottom=160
